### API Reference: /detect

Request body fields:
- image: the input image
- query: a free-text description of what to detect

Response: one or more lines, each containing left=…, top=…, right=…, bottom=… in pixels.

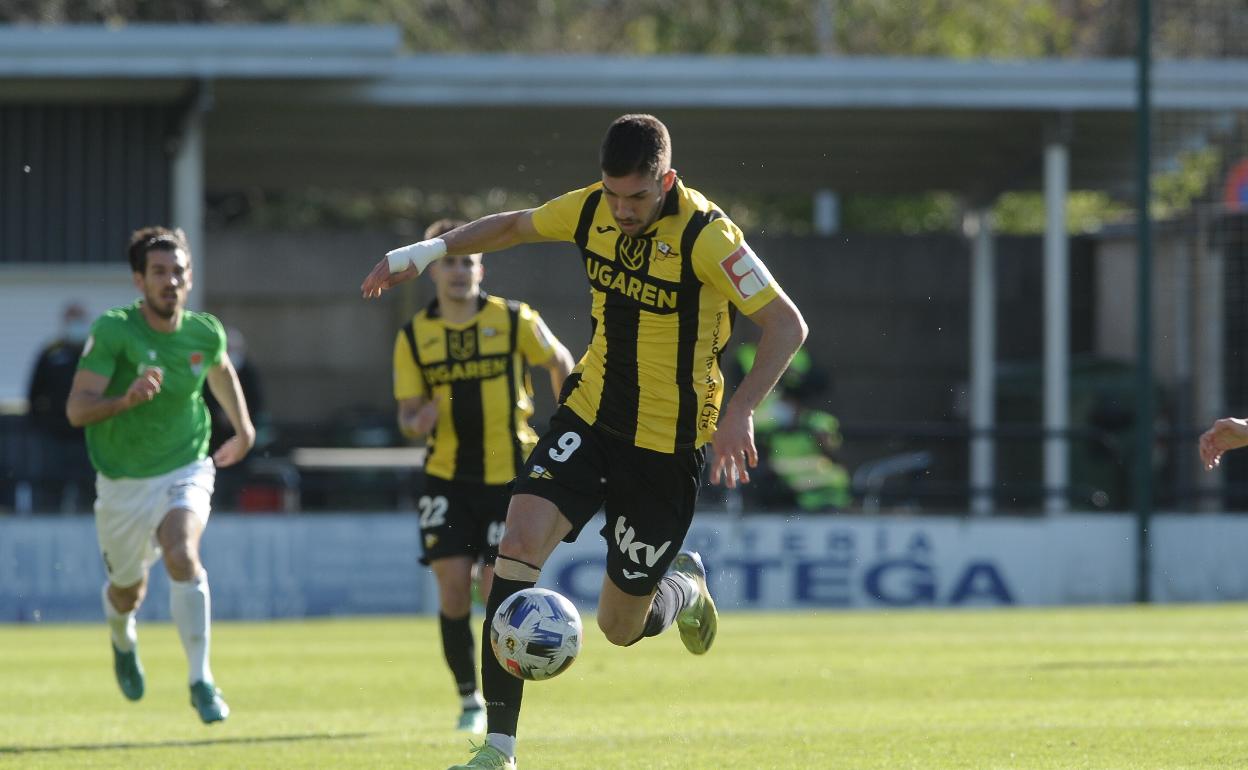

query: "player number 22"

left=548, top=432, right=582, bottom=463
left=418, top=495, right=448, bottom=528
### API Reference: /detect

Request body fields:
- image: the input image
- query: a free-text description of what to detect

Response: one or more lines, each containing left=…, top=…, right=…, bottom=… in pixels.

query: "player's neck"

left=438, top=293, right=480, bottom=324
left=139, top=300, right=182, bottom=334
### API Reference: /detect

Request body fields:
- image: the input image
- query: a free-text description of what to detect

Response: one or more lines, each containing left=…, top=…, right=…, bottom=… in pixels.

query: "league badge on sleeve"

left=719, top=243, right=774, bottom=301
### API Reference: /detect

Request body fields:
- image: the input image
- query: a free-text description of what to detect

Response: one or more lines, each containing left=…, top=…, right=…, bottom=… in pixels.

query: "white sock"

left=102, top=583, right=137, bottom=652
left=487, top=733, right=516, bottom=759
left=169, top=572, right=213, bottom=685
left=461, top=691, right=485, bottom=711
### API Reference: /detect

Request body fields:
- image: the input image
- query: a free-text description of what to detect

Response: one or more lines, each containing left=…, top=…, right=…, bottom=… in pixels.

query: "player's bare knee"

left=163, top=545, right=200, bottom=582
left=597, top=612, right=643, bottom=647
left=497, top=527, right=543, bottom=566
left=111, top=588, right=142, bottom=613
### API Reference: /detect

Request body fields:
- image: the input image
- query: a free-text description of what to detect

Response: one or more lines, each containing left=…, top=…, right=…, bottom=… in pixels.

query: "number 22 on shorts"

left=417, top=495, right=448, bottom=528
left=548, top=432, right=581, bottom=462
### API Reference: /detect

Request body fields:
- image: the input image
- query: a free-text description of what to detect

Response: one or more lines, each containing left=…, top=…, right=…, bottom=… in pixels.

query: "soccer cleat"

left=456, top=706, right=487, bottom=733
left=672, top=550, right=718, bottom=655
left=189, top=681, right=230, bottom=724
left=111, top=643, right=145, bottom=701
left=447, top=739, right=516, bottom=769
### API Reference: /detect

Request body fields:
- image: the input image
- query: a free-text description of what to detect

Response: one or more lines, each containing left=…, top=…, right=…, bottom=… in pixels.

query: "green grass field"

left=4, top=606, right=1248, bottom=769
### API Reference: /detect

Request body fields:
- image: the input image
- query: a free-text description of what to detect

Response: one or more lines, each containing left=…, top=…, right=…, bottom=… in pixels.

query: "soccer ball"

left=490, top=587, right=582, bottom=681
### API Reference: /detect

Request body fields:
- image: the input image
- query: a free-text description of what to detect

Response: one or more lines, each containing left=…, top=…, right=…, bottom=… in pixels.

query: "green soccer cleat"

left=190, top=681, right=230, bottom=724
left=111, top=643, right=145, bottom=701
left=672, top=550, right=718, bottom=655
left=456, top=706, right=487, bottom=733
left=447, top=739, right=516, bottom=769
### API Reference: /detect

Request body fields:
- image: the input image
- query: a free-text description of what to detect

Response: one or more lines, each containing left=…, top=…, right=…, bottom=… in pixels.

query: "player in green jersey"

left=66, top=226, right=255, bottom=724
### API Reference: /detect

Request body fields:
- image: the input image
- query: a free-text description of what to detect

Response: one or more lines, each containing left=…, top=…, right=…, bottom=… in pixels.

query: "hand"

left=410, top=396, right=441, bottom=436
left=212, top=431, right=255, bottom=468
left=1199, top=417, right=1248, bottom=470
left=709, top=405, right=757, bottom=488
left=123, top=368, right=163, bottom=408
left=361, top=256, right=419, bottom=299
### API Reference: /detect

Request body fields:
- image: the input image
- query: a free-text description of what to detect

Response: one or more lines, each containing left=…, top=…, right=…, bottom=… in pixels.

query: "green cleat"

left=111, top=643, right=145, bottom=701
left=190, top=681, right=230, bottom=724
left=672, top=550, right=718, bottom=655
left=456, top=706, right=486, bottom=733
left=447, top=739, right=516, bottom=769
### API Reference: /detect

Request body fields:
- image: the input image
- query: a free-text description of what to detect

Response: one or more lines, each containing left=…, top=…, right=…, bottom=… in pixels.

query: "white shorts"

left=94, top=458, right=216, bottom=587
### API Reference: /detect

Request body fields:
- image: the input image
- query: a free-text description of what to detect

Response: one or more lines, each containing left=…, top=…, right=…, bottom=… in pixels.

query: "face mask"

left=64, top=320, right=89, bottom=343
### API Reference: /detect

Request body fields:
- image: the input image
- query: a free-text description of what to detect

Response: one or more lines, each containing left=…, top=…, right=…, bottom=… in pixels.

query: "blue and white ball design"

left=490, top=587, right=583, bottom=681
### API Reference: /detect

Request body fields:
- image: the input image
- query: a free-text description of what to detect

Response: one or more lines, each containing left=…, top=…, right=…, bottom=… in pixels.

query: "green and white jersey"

left=78, top=300, right=226, bottom=479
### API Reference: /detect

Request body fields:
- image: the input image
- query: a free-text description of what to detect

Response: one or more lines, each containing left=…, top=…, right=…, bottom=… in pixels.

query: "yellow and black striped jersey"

left=531, top=178, right=781, bottom=453
left=393, top=293, right=557, bottom=484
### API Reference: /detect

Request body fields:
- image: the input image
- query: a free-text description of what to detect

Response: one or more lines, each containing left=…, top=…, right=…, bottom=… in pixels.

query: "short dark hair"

left=600, top=114, right=671, bottom=178
left=424, top=218, right=467, bottom=239
left=127, top=226, right=189, bottom=274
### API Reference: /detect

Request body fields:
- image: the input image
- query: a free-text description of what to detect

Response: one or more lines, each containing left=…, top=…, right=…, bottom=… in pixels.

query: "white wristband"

left=386, top=237, right=447, bottom=274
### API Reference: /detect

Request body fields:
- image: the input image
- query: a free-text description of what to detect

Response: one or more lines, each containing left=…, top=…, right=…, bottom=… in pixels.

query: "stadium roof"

left=1, top=24, right=1244, bottom=198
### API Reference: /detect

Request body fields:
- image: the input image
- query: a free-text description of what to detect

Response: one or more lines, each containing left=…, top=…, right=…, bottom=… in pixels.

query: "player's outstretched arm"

left=361, top=209, right=551, bottom=299
left=66, top=368, right=163, bottom=428
left=710, top=292, right=808, bottom=488
left=1199, top=417, right=1248, bottom=470
left=205, top=358, right=256, bottom=468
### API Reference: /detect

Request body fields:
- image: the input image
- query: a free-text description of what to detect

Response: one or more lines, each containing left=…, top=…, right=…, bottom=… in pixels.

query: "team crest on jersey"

left=616, top=235, right=651, bottom=272
left=448, top=329, right=477, bottom=361
left=654, top=241, right=678, bottom=260
left=189, top=351, right=205, bottom=376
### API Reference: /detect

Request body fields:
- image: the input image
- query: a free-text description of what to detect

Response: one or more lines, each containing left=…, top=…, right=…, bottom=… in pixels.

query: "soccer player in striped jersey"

left=363, top=114, right=808, bottom=770
left=67, top=226, right=255, bottom=724
left=393, top=219, right=574, bottom=734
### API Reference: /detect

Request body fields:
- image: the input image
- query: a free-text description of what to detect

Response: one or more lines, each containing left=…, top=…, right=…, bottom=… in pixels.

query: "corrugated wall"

left=0, top=104, right=174, bottom=263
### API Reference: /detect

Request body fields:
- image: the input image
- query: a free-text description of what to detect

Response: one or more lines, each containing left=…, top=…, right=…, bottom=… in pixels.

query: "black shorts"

left=512, top=407, right=706, bottom=596
left=417, top=475, right=509, bottom=566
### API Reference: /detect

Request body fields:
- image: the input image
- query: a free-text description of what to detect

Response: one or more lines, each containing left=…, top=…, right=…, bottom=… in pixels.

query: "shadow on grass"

left=0, top=731, right=371, bottom=755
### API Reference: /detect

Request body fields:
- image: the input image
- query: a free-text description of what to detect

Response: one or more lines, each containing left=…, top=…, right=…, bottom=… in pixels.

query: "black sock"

left=640, top=575, right=694, bottom=640
left=439, top=612, right=478, bottom=700
left=481, top=575, right=535, bottom=737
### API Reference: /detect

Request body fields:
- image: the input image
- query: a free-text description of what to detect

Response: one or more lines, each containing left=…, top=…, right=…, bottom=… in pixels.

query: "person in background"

left=393, top=218, right=574, bottom=734
left=26, top=300, right=94, bottom=511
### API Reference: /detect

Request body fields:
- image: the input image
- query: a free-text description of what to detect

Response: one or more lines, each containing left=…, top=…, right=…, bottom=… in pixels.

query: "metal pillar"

left=813, top=189, right=840, bottom=235
left=173, top=82, right=212, bottom=310
left=1043, top=126, right=1071, bottom=514
left=968, top=208, right=996, bottom=516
